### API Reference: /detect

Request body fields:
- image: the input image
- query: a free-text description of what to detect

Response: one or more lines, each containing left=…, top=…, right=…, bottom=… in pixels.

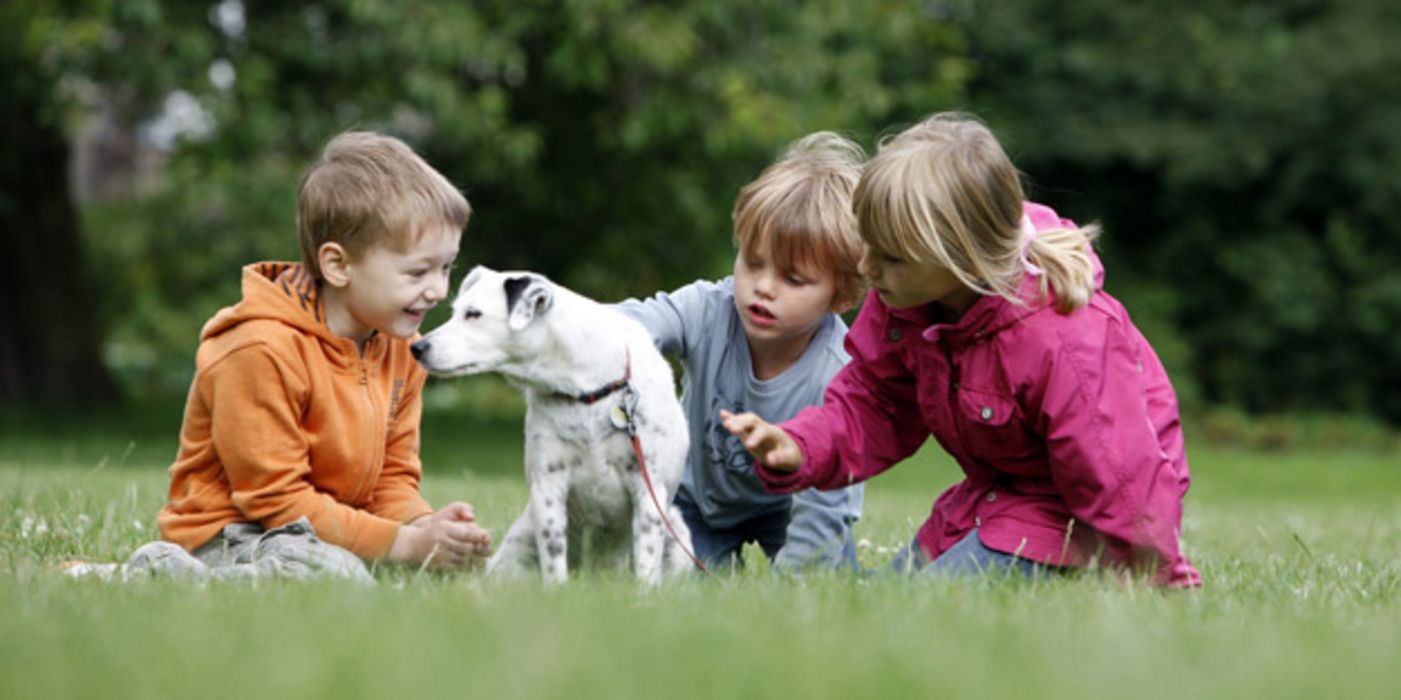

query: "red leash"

left=627, top=428, right=709, bottom=575
left=603, top=350, right=709, bottom=575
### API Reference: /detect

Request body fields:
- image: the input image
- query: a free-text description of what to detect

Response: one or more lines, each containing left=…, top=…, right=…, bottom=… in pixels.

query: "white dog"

left=412, top=266, right=694, bottom=585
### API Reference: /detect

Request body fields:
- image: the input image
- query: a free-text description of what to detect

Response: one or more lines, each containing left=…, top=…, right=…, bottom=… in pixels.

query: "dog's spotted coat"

left=413, top=266, right=693, bottom=585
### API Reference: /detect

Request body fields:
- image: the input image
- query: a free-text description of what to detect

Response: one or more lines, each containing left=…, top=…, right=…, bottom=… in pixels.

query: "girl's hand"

left=719, top=409, right=804, bottom=472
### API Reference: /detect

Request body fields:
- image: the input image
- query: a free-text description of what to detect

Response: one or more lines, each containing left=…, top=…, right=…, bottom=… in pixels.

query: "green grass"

left=3, top=403, right=1401, bottom=699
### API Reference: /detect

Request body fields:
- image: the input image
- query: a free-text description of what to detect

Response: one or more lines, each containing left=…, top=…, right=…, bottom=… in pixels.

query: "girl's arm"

left=728, top=297, right=931, bottom=492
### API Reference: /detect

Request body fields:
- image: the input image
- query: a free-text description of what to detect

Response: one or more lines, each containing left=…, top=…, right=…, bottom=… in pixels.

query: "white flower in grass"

left=22, top=517, right=49, bottom=538
left=857, top=537, right=900, bottom=555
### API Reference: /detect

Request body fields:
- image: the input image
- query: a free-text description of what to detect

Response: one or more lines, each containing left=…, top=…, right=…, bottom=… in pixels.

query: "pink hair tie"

left=1019, top=214, right=1044, bottom=276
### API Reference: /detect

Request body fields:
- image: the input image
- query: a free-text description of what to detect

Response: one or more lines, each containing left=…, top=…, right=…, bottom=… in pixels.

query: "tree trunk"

left=0, top=77, right=120, bottom=405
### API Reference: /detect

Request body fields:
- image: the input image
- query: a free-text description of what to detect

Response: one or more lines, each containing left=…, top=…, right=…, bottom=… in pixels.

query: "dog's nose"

left=410, top=339, right=428, bottom=360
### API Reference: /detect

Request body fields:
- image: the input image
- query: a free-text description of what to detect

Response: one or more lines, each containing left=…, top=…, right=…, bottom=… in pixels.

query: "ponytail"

left=1024, top=222, right=1100, bottom=314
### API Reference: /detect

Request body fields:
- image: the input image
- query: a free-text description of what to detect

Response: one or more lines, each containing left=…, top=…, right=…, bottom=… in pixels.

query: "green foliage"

left=0, top=0, right=214, bottom=123
left=1189, top=407, right=1399, bottom=454
left=72, top=0, right=970, bottom=398
left=24, top=1, right=1401, bottom=420
left=955, top=0, right=1401, bottom=420
left=85, top=156, right=302, bottom=396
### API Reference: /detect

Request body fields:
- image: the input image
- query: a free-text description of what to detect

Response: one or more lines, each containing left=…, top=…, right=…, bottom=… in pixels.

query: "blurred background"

left=3, top=0, right=1400, bottom=449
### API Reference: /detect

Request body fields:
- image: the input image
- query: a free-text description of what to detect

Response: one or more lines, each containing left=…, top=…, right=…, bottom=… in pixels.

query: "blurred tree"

left=955, top=0, right=1401, bottom=421
left=0, top=0, right=213, bottom=405
left=81, top=0, right=972, bottom=398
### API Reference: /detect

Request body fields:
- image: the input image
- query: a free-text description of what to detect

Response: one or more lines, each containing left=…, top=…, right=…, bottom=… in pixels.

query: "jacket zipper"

left=350, top=360, right=383, bottom=504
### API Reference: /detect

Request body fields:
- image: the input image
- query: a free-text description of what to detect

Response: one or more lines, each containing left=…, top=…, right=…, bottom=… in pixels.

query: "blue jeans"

left=675, top=493, right=790, bottom=569
left=675, top=493, right=862, bottom=572
left=890, top=529, right=1053, bottom=579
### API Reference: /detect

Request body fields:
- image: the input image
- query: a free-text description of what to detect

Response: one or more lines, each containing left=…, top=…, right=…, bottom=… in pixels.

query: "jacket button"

left=980, top=406, right=993, bottom=421
left=986, top=492, right=997, bottom=503
left=888, top=328, right=902, bottom=342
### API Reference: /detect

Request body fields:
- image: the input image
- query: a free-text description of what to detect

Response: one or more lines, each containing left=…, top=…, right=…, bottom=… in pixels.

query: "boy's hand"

left=389, top=506, right=492, bottom=569
left=427, top=502, right=491, bottom=561
left=719, top=409, right=804, bottom=473
left=422, top=501, right=477, bottom=524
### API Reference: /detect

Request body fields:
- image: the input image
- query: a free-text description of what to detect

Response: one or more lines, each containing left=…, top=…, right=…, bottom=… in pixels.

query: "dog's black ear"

left=504, top=274, right=553, bottom=331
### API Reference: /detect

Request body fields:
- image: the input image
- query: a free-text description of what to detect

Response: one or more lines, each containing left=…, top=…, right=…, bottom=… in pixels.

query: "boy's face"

left=732, top=246, right=840, bottom=351
left=333, top=224, right=461, bottom=341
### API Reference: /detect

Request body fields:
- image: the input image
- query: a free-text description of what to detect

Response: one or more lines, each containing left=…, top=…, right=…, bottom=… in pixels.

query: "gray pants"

left=123, top=517, right=374, bottom=584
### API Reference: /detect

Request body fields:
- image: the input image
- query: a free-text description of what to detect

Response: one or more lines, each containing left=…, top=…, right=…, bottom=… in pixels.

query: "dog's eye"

left=463, top=309, right=482, bottom=320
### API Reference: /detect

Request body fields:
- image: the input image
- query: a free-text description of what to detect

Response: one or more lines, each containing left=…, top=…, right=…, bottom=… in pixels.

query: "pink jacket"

left=759, top=203, right=1201, bottom=587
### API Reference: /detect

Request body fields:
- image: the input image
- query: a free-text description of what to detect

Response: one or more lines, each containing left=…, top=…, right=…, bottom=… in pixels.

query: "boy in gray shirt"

left=618, top=132, right=866, bottom=571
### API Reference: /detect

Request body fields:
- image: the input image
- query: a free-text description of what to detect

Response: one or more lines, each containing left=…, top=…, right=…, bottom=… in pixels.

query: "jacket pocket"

left=955, top=387, right=1039, bottom=465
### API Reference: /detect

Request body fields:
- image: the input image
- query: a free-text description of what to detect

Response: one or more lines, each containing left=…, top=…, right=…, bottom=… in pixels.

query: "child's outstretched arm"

left=719, top=409, right=803, bottom=472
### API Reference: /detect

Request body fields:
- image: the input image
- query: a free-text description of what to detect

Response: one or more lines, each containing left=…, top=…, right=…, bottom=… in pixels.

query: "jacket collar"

left=873, top=273, right=1049, bottom=349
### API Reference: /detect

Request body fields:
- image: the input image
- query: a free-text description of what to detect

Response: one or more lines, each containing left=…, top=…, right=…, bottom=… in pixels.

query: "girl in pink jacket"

left=722, top=113, right=1201, bottom=587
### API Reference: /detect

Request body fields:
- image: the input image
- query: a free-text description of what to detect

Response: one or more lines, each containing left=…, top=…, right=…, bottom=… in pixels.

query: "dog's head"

left=411, top=265, right=555, bottom=376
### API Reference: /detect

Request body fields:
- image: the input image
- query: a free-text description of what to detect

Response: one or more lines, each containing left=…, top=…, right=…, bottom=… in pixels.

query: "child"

left=84, top=132, right=492, bottom=582
left=617, top=132, right=867, bottom=572
left=722, top=113, right=1201, bottom=587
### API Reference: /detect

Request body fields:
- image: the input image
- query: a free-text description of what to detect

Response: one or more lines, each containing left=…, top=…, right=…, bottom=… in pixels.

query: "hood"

left=1024, top=201, right=1105, bottom=292
left=201, top=262, right=346, bottom=347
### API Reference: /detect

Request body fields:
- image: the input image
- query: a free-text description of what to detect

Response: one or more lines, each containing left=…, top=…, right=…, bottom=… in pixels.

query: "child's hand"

left=389, top=512, right=492, bottom=569
left=719, top=409, right=804, bottom=472
left=423, top=501, right=477, bottom=525
left=428, top=502, right=491, bottom=561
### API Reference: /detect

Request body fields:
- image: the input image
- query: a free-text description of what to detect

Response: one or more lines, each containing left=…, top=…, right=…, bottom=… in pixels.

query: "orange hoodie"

left=158, top=262, right=434, bottom=560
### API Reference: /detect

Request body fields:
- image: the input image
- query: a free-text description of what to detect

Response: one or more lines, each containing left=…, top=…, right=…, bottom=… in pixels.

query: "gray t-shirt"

left=617, top=277, right=864, bottom=569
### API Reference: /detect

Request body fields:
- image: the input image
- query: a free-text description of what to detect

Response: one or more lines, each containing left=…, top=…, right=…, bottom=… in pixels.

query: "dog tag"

left=610, top=404, right=630, bottom=431
left=612, top=386, right=640, bottom=435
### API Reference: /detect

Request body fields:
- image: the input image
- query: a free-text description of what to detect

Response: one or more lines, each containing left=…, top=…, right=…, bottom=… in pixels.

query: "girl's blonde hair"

left=732, top=131, right=867, bottom=308
left=854, top=113, right=1099, bottom=313
left=298, top=131, right=471, bottom=280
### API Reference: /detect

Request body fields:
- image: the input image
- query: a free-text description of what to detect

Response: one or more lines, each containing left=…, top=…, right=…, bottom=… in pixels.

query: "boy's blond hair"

left=855, top=112, right=1099, bottom=313
left=732, top=131, right=867, bottom=309
left=297, top=131, right=471, bottom=279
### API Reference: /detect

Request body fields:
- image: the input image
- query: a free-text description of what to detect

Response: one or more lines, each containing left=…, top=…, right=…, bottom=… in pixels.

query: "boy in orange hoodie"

left=78, top=132, right=491, bottom=582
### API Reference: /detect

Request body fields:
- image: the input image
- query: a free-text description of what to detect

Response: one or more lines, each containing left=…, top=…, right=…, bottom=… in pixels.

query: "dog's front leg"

left=529, top=471, right=570, bottom=585
left=629, top=475, right=669, bottom=585
left=661, top=504, right=696, bottom=578
left=485, top=514, right=539, bottom=578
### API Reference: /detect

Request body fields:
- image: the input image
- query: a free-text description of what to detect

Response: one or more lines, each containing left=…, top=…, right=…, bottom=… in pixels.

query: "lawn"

left=2, top=399, right=1400, bottom=699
